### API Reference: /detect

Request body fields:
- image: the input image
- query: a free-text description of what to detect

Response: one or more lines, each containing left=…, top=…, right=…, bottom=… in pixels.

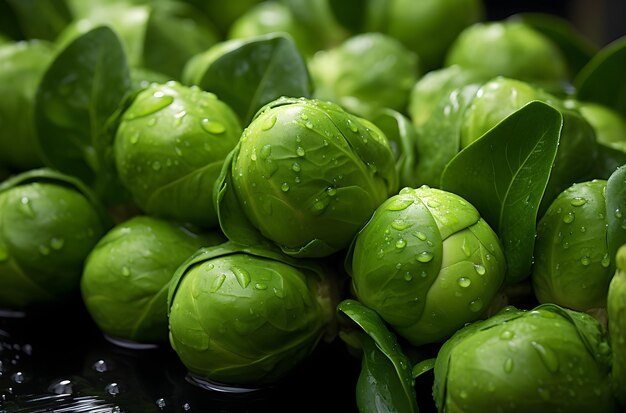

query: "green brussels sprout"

left=167, top=242, right=338, bottom=386
left=56, top=1, right=219, bottom=79
left=532, top=180, right=612, bottom=311
left=608, top=244, right=626, bottom=407
left=364, top=0, right=483, bottom=72
left=407, top=65, right=487, bottom=132
left=216, top=97, right=398, bottom=257
left=81, top=216, right=224, bottom=345
left=348, top=185, right=506, bottom=346
left=114, top=81, right=242, bottom=229
left=227, top=1, right=317, bottom=56
left=460, top=77, right=598, bottom=211
left=309, top=32, right=419, bottom=118
left=0, top=40, right=54, bottom=171
left=0, top=169, right=109, bottom=309
left=445, top=21, right=568, bottom=90
left=433, top=304, right=615, bottom=413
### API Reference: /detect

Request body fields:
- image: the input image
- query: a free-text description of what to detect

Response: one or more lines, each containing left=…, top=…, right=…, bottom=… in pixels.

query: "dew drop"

left=200, top=118, right=226, bottom=134
left=231, top=266, right=250, bottom=288
left=499, top=330, right=514, bottom=340
left=469, top=298, right=483, bottom=312
left=562, top=212, right=575, bottom=223
left=254, top=283, right=267, bottom=290
left=128, top=93, right=173, bottom=119
left=156, top=398, right=166, bottom=409
left=49, top=379, right=73, bottom=395
left=259, top=144, right=272, bottom=160
left=415, top=252, right=433, bottom=263
left=296, top=146, right=305, bottom=157
left=210, top=274, right=226, bottom=292
left=503, top=358, right=514, bottom=373
left=326, top=186, right=337, bottom=197
left=273, top=288, right=284, bottom=298
left=19, top=197, right=35, bottom=218
left=531, top=341, right=559, bottom=373
left=262, top=115, right=277, bottom=131
left=387, top=197, right=414, bottom=211
left=395, top=239, right=407, bottom=249
left=347, top=119, right=358, bottom=133
left=106, top=383, right=120, bottom=396
left=305, top=121, right=313, bottom=129
left=92, top=360, right=108, bottom=372
left=280, top=182, right=290, bottom=192
left=291, top=162, right=301, bottom=172
left=404, top=272, right=413, bottom=282
left=183, top=403, right=191, bottom=411
left=474, top=264, right=486, bottom=275
left=250, top=152, right=257, bottom=161
left=415, top=231, right=427, bottom=241
left=570, top=197, right=587, bottom=207
left=310, top=199, right=328, bottom=215
left=580, top=256, right=591, bottom=266
left=616, top=208, right=623, bottom=219
left=11, top=372, right=24, bottom=384
left=427, top=200, right=440, bottom=208
left=457, top=277, right=471, bottom=288
left=601, top=254, right=610, bottom=268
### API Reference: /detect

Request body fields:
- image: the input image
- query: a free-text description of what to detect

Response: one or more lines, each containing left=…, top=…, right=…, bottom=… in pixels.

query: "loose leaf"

left=338, top=299, right=418, bottom=413
left=575, top=36, right=626, bottom=116
left=606, top=164, right=626, bottom=272
left=35, top=26, right=131, bottom=203
left=441, top=101, right=563, bottom=284
left=197, top=33, right=311, bottom=124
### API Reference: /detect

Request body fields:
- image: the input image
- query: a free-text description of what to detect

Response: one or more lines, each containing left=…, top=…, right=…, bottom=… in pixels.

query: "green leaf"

left=197, top=33, right=312, bottom=124
left=34, top=26, right=131, bottom=204
left=441, top=101, right=563, bottom=284
left=6, top=0, right=72, bottom=41
left=575, top=36, right=626, bottom=116
left=414, top=84, right=480, bottom=188
left=515, top=12, right=597, bottom=81
left=338, top=299, right=418, bottom=413
left=371, top=109, right=419, bottom=189
left=606, top=164, right=626, bottom=273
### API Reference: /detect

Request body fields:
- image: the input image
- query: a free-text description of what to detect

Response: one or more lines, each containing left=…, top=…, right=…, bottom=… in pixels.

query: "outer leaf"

left=575, top=36, right=626, bottom=116
left=338, top=299, right=418, bottom=413
left=34, top=26, right=131, bottom=203
left=197, top=33, right=311, bottom=124
left=441, top=101, right=563, bottom=284
left=606, top=164, right=626, bottom=273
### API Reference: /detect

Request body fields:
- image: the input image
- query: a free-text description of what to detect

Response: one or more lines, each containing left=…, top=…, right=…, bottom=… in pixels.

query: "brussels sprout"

left=216, top=97, right=398, bottom=257
left=347, top=186, right=506, bottom=346
left=81, top=216, right=224, bottom=345
left=0, top=169, right=109, bottom=310
left=56, top=1, right=219, bottom=79
left=407, top=65, right=487, bottom=132
left=309, top=32, right=419, bottom=118
left=460, top=77, right=598, bottom=211
left=0, top=40, right=54, bottom=171
left=445, top=21, right=568, bottom=91
left=167, top=242, right=338, bottom=386
left=532, top=180, right=612, bottom=311
left=114, top=81, right=242, bottom=228
left=227, top=1, right=317, bottom=56
left=432, top=304, right=615, bottom=413
left=364, top=0, right=483, bottom=72
left=608, top=244, right=626, bottom=407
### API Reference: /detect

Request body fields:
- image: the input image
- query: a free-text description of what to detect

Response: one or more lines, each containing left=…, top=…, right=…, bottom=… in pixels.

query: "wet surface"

left=0, top=300, right=363, bottom=413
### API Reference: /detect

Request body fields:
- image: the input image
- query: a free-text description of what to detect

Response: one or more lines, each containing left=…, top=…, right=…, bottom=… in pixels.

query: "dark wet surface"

left=0, top=300, right=364, bottom=413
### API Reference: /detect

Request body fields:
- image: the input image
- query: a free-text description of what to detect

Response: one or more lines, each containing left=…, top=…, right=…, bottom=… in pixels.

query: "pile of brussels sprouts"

left=1, top=0, right=626, bottom=411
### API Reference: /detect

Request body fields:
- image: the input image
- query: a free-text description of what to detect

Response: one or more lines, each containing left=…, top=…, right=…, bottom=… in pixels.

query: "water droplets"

left=48, top=379, right=73, bottom=395
left=200, top=118, right=226, bottom=134
left=231, top=266, right=250, bottom=289
left=291, top=162, right=301, bottom=172
left=499, top=330, right=514, bottom=340
left=580, top=255, right=591, bottom=266
left=280, top=182, right=290, bottom=192
left=127, top=91, right=173, bottom=119
left=457, top=277, right=471, bottom=288
left=391, top=219, right=412, bottom=231
left=461, top=237, right=471, bottom=257
left=296, top=146, right=305, bottom=157
left=92, top=359, right=108, bottom=372
left=562, top=211, right=575, bottom=224
left=474, top=264, right=486, bottom=275
left=503, top=358, right=514, bottom=373
left=601, top=253, right=610, bottom=268
left=570, top=197, right=587, bottom=207
left=469, top=298, right=483, bottom=312
left=210, top=274, right=226, bottom=293
left=387, top=197, right=414, bottom=211
left=156, top=398, right=167, bottom=409
left=326, top=186, right=337, bottom=197
left=106, top=382, right=120, bottom=396
left=414, top=231, right=427, bottom=241
left=11, top=372, right=24, bottom=384
left=531, top=341, right=559, bottom=373
left=259, top=144, right=272, bottom=160
left=395, top=239, right=407, bottom=249
left=415, top=252, right=433, bottom=263
left=347, top=119, right=358, bottom=133
left=19, top=196, right=35, bottom=218
left=261, top=115, right=277, bottom=131
left=254, top=283, right=267, bottom=290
